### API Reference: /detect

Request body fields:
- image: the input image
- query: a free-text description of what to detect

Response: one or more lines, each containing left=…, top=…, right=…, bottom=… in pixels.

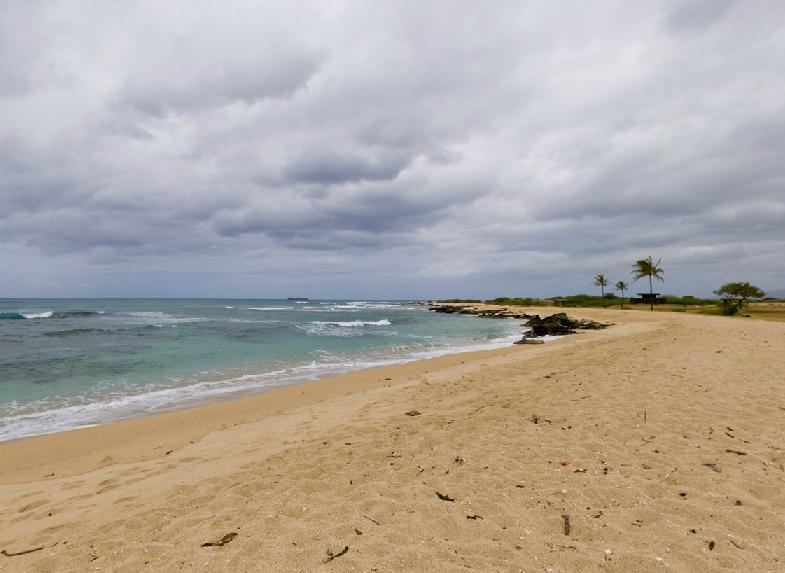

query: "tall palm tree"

left=615, top=280, right=628, bottom=309
left=631, top=256, right=664, bottom=311
left=593, top=274, right=609, bottom=308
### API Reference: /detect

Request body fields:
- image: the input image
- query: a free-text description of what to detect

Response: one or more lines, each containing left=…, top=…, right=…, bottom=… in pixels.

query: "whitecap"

left=311, top=319, right=391, bottom=327
left=22, top=311, right=54, bottom=319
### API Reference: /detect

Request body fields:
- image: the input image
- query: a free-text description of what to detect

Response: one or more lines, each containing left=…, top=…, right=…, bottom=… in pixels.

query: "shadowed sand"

left=1, top=307, right=784, bottom=571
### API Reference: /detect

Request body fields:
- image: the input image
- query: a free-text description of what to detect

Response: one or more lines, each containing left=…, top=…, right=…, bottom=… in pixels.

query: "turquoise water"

left=0, top=299, right=522, bottom=441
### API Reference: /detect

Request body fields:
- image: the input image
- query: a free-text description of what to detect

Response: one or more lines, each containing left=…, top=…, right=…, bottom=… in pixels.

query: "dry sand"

left=1, top=307, right=784, bottom=572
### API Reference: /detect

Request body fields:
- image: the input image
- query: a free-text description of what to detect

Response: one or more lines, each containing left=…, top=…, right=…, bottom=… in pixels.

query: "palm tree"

left=615, top=280, right=628, bottom=309
left=593, top=274, right=609, bottom=308
left=631, top=256, right=664, bottom=311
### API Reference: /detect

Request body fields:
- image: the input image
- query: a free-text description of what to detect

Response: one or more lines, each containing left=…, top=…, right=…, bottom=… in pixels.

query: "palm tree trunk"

left=649, top=274, right=653, bottom=311
left=621, top=288, right=624, bottom=309
left=601, top=285, right=606, bottom=308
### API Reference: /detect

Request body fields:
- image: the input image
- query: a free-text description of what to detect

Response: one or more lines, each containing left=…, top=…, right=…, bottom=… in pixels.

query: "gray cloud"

left=1, top=0, right=784, bottom=298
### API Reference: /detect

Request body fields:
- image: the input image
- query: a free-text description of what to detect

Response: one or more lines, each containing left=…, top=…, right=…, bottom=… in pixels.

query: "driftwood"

left=466, top=514, right=483, bottom=520
left=326, top=545, right=349, bottom=562
left=201, top=532, right=237, bottom=547
left=362, top=514, right=381, bottom=525
left=561, top=514, right=571, bottom=536
left=405, top=410, right=421, bottom=416
left=436, top=492, right=455, bottom=502
left=2, top=547, right=44, bottom=557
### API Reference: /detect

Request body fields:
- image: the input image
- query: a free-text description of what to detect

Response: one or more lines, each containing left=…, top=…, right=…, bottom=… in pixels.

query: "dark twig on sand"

left=466, top=514, right=483, bottom=520
left=405, top=410, right=421, bottom=416
left=436, top=492, right=455, bottom=502
left=702, top=463, right=722, bottom=473
left=561, top=514, right=571, bottom=536
left=362, top=514, right=381, bottom=525
left=326, top=545, right=349, bottom=562
left=2, top=547, right=44, bottom=557
left=201, top=533, right=237, bottom=547
left=725, top=449, right=748, bottom=456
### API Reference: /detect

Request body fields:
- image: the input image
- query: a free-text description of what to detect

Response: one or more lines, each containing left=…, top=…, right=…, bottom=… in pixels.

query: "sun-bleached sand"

left=1, top=307, right=784, bottom=572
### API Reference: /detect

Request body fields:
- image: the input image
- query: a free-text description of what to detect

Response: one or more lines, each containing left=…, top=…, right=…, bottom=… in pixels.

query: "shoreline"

left=2, top=307, right=784, bottom=571
left=0, top=312, right=524, bottom=445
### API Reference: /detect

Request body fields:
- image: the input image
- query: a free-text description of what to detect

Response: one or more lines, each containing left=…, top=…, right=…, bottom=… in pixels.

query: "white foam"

left=312, top=319, right=391, bottom=327
left=22, top=311, right=53, bottom=319
left=246, top=307, right=293, bottom=311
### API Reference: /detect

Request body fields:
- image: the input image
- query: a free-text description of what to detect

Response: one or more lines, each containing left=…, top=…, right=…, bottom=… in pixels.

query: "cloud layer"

left=1, top=1, right=784, bottom=298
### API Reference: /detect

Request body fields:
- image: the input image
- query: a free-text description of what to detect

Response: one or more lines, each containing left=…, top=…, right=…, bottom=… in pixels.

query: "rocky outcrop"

left=522, top=313, right=610, bottom=337
left=428, top=305, right=611, bottom=343
left=429, top=305, right=532, bottom=320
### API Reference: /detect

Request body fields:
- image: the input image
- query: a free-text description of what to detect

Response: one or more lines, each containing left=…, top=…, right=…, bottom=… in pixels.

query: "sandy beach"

left=1, top=307, right=784, bottom=572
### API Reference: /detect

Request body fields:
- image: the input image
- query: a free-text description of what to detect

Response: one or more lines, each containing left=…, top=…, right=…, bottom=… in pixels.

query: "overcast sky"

left=1, top=1, right=783, bottom=299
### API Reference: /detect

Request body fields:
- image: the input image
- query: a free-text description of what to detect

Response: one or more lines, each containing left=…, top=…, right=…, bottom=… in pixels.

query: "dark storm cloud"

left=1, top=0, right=784, bottom=297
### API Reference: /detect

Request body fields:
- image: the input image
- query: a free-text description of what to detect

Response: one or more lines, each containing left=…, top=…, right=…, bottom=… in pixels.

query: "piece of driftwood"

left=326, top=545, right=349, bottom=562
left=362, top=514, right=381, bottom=525
left=725, top=449, right=747, bottom=456
left=702, top=463, right=721, bottom=473
left=2, top=547, right=44, bottom=557
left=436, top=492, right=455, bottom=502
left=466, top=514, right=483, bottom=520
left=201, top=532, right=237, bottom=547
left=405, top=410, right=421, bottom=416
left=561, top=514, right=571, bottom=536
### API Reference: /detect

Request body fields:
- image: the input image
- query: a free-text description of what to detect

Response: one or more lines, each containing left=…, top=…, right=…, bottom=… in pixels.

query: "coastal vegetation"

left=631, top=256, right=665, bottom=311
left=714, top=282, right=766, bottom=315
left=593, top=274, right=609, bottom=308
left=615, top=280, right=628, bottom=309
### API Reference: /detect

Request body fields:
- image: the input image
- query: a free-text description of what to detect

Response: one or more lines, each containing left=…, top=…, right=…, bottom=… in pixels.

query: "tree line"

left=594, top=257, right=766, bottom=313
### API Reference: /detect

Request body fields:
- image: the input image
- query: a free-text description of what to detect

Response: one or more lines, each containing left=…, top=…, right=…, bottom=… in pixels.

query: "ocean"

left=0, top=299, right=523, bottom=442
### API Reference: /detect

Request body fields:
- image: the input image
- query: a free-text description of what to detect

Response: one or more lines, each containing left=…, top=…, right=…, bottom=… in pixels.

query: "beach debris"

left=573, top=468, right=587, bottom=473
left=405, top=410, right=421, bottom=416
left=702, top=463, right=722, bottom=473
left=362, top=514, right=381, bottom=526
left=454, top=456, right=465, bottom=465
left=735, top=499, right=743, bottom=506
left=466, top=514, right=483, bottom=520
left=559, top=461, right=569, bottom=466
left=201, top=532, right=237, bottom=547
left=561, top=514, right=571, bottom=536
left=354, top=528, right=362, bottom=535
left=708, top=541, right=715, bottom=551
left=2, top=546, right=45, bottom=557
left=604, top=548, right=613, bottom=562
left=514, top=338, right=544, bottom=345
left=325, top=545, right=349, bottom=563
left=725, top=449, right=748, bottom=456
left=530, top=415, right=540, bottom=424
left=436, top=491, right=455, bottom=502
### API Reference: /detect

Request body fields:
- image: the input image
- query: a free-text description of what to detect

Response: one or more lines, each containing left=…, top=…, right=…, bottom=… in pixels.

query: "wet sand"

left=1, top=307, right=784, bottom=571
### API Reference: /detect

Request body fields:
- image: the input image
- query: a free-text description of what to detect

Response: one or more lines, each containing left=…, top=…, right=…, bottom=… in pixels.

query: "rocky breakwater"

left=428, top=304, right=610, bottom=344
left=428, top=304, right=532, bottom=320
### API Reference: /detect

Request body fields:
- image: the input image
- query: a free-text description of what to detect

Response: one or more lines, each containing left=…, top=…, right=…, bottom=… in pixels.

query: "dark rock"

left=523, top=313, right=610, bottom=337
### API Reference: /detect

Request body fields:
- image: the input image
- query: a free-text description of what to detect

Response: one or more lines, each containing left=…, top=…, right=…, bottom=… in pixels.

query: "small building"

left=631, top=292, right=666, bottom=304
